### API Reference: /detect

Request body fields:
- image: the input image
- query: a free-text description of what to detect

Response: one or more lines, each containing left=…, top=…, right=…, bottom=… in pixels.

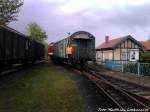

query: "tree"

left=27, top=22, right=48, bottom=58
left=27, top=22, right=47, bottom=42
left=140, top=51, right=150, bottom=62
left=0, top=0, right=23, bottom=25
left=43, top=41, right=48, bottom=59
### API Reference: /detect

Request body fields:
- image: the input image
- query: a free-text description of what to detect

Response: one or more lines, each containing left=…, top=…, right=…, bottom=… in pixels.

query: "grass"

left=0, top=65, right=83, bottom=112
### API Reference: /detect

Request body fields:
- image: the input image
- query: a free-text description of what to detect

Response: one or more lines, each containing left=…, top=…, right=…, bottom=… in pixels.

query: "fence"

left=101, top=60, right=150, bottom=76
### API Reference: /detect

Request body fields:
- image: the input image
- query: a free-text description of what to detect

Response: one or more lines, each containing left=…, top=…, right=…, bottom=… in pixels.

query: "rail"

left=60, top=62, right=150, bottom=111
left=83, top=67, right=150, bottom=111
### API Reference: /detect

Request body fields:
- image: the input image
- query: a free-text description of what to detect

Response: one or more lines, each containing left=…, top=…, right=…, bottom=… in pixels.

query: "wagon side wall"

left=0, top=26, right=45, bottom=66
left=53, top=37, right=69, bottom=59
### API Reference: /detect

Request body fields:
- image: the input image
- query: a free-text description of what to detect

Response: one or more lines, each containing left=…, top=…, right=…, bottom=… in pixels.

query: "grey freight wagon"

left=53, top=31, right=95, bottom=63
left=0, top=25, right=44, bottom=71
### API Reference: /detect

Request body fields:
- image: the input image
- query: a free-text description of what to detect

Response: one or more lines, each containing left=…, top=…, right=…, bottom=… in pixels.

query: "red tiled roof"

left=96, top=37, right=125, bottom=50
left=141, top=41, right=150, bottom=51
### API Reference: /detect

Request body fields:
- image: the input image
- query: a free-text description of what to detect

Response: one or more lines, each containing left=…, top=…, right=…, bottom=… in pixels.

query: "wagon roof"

left=0, top=25, right=28, bottom=38
left=0, top=25, right=44, bottom=45
left=71, top=31, right=95, bottom=39
left=54, top=31, right=95, bottom=44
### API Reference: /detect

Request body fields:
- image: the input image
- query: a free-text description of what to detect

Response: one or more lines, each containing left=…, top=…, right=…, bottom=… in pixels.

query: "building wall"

left=121, top=39, right=139, bottom=49
left=96, top=50, right=113, bottom=62
left=114, top=48, right=120, bottom=60
left=102, top=50, right=113, bottom=61
left=120, top=39, right=140, bottom=61
left=96, top=51, right=103, bottom=62
left=96, top=38, right=142, bottom=63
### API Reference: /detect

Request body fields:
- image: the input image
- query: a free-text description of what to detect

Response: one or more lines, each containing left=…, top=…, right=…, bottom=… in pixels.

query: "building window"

left=130, top=51, right=135, bottom=60
left=104, top=53, right=109, bottom=60
left=127, top=52, right=130, bottom=60
left=129, top=49, right=139, bottom=61
left=121, top=52, right=127, bottom=60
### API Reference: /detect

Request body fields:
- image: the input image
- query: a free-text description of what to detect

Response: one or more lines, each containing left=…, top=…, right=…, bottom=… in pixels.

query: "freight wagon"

left=49, top=31, right=95, bottom=64
left=0, top=25, right=44, bottom=71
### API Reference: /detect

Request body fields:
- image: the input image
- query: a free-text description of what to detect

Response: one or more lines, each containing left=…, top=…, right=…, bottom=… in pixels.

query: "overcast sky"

left=9, top=0, right=150, bottom=46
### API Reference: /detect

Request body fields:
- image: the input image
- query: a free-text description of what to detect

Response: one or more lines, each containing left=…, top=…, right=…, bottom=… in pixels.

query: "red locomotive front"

left=48, top=42, right=54, bottom=56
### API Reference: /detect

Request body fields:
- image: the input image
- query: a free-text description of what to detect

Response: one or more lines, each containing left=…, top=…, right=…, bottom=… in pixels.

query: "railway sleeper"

left=84, top=71, right=149, bottom=109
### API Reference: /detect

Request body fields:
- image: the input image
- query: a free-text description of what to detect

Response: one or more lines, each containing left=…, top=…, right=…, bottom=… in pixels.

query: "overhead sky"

left=9, top=0, right=150, bottom=46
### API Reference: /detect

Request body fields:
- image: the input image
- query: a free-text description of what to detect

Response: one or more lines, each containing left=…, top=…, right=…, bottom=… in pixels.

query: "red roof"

left=96, top=37, right=124, bottom=50
left=141, top=41, right=150, bottom=51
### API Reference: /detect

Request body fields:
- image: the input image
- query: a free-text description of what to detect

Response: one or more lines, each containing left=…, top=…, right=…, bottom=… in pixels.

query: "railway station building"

left=96, top=35, right=144, bottom=63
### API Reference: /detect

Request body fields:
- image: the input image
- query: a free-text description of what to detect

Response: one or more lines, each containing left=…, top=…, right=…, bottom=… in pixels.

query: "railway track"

left=87, top=66, right=150, bottom=104
left=99, top=73, right=150, bottom=104
left=83, top=67, right=150, bottom=111
left=60, top=63, right=150, bottom=111
left=61, top=63, right=129, bottom=110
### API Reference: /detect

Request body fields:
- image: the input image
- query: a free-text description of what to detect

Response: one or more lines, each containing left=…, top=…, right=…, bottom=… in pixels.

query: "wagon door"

left=77, top=39, right=93, bottom=59
left=72, top=40, right=94, bottom=61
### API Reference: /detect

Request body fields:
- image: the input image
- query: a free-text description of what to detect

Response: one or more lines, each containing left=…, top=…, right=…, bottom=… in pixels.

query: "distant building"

left=96, top=35, right=143, bottom=63
left=140, top=41, right=150, bottom=51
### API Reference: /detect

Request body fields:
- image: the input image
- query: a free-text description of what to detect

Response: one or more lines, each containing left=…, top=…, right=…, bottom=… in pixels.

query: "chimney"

left=105, top=35, right=109, bottom=43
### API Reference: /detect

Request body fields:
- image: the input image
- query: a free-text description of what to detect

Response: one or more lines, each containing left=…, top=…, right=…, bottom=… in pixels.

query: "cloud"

left=55, top=0, right=150, bottom=13
left=9, top=0, right=150, bottom=46
left=104, top=3, right=150, bottom=28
